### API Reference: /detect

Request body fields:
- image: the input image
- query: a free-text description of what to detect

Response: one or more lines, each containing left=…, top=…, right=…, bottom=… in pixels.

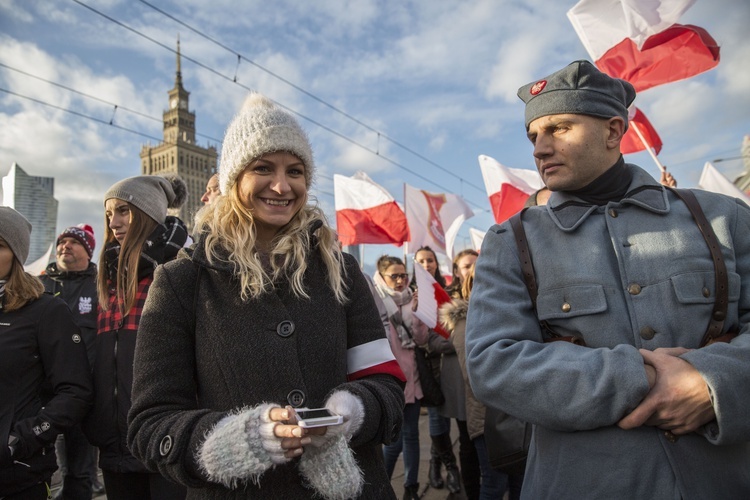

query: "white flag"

left=698, top=162, right=750, bottom=205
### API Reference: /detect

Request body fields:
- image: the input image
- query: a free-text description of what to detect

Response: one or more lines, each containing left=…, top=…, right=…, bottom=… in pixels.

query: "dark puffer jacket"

left=0, top=294, right=93, bottom=496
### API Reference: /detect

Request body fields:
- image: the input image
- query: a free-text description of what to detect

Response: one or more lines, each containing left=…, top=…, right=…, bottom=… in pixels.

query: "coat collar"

left=544, top=164, right=670, bottom=232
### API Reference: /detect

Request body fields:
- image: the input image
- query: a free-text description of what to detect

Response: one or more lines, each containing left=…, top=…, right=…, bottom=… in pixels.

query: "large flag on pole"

left=698, top=162, right=750, bottom=205
left=412, top=261, right=452, bottom=339
left=621, top=106, right=663, bottom=155
left=478, top=155, right=544, bottom=224
left=404, top=184, right=474, bottom=260
left=334, top=172, right=410, bottom=246
left=567, top=0, right=720, bottom=92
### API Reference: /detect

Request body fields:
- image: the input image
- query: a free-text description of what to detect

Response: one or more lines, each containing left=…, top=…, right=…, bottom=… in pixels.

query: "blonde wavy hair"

left=194, top=185, right=347, bottom=303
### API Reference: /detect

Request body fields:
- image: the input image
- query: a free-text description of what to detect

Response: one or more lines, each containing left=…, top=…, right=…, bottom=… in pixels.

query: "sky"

left=1, top=0, right=749, bottom=272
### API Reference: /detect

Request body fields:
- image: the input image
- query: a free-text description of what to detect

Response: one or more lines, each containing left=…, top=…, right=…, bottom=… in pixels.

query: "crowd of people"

left=1, top=59, right=749, bottom=500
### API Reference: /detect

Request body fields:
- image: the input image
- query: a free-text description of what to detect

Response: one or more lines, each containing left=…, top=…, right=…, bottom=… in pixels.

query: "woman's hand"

left=270, top=407, right=327, bottom=458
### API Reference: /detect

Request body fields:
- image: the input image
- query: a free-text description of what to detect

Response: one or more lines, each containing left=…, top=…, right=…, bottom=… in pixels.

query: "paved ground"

left=50, top=410, right=472, bottom=500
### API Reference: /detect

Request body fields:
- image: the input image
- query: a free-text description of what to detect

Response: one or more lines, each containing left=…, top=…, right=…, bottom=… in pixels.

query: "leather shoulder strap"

left=509, top=209, right=538, bottom=309
left=667, top=187, right=729, bottom=347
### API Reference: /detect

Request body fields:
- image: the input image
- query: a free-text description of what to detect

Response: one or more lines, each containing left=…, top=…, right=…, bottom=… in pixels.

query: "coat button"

left=627, top=283, right=642, bottom=295
left=159, top=435, right=173, bottom=456
left=72, top=334, right=81, bottom=343
left=702, top=287, right=710, bottom=298
left=561, top=302, right=571, bottom=313
left=664, top=431, right=678, bottom=443
left=277, top=320, right=295, bottom=337
left=287, top=389, right=306, bottom=407
left=608, top=209, right=618, bottom=218
left=640, top=326, right=656, bottom=340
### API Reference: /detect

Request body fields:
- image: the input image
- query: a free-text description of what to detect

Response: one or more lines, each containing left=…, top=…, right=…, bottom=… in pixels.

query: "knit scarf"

left=0, top=279, right=5, bottom=310
left=373, top=271, right=415, bottom=348
left=104, top=215, right=188, bottom=285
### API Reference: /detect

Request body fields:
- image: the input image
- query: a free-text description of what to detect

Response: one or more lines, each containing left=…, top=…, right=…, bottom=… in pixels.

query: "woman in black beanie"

left=84, top=175, right=188, bottom=500
left=0, top=207, right=93, bottom=499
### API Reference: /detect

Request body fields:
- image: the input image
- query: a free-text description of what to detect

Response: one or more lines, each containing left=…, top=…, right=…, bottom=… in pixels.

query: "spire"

left=175, top=35, right=183, bottom=88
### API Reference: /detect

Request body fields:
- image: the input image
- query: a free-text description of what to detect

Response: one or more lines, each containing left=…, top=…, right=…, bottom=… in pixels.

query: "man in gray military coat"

left=466, top=60, right=750, bottom=499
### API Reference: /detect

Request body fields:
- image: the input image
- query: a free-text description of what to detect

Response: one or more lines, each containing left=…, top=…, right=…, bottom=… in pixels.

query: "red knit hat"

left=57, top=224, right=96, bottom=258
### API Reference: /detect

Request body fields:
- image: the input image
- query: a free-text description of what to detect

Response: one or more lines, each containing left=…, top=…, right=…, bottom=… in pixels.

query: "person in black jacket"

left=40, top=224, right=103, bottom=499
left=85, top=175, right=189, bottom=500
left=0, top=207, right=93, bottom=499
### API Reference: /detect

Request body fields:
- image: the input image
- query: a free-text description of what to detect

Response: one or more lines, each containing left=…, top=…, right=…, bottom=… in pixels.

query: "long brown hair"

left=461, top=262, right=476, bottom=301
left=3, top=258, right=44, bottom=312
left=97, top=203, right=158, bottom=314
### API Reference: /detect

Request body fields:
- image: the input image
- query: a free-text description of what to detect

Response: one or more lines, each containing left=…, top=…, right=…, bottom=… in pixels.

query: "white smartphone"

left=295, top=408, right=344, bottom=428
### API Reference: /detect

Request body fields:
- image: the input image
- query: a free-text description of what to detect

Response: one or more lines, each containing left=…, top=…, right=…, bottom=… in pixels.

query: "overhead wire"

left=134, top=0, right=487, bottom=194
left=68, top=0, right=488, bottom=209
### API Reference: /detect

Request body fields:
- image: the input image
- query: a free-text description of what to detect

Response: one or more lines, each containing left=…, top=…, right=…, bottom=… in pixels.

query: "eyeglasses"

left=384, top=273, right=409, bottom=281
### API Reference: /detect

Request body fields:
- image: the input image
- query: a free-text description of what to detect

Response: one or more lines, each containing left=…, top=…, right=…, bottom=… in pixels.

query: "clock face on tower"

left=170, top=97, right=178, bottom=109
left=179, top=98, right=187, bottom=109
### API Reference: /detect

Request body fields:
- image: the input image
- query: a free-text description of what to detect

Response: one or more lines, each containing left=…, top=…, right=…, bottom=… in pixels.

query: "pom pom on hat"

left=0, top=206, right=32, bottom=265
left=517, top=60, right=636, bottom=130
left=57, top=224, right=96, bottom=258
left=104, top=174, right=187, bottom=224
left=219, top=93, right=315, bottom=194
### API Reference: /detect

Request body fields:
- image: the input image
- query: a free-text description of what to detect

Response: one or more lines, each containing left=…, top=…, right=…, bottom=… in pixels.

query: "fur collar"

left=439, top=298, right=468, bottom=333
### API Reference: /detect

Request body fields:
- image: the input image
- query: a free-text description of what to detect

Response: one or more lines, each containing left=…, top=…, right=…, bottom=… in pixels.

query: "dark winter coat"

left=84, top=217, right=187, bottom=473
left=0, top=294, right=93, bottom=496
left=40, top=262, right=98, bottom=366
left=127, top=234, right=405, bottom=499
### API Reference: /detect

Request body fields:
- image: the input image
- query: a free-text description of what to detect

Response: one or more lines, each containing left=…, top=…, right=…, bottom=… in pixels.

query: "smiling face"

left=56, top=236, right=90, bottom=272
left=415, top=249, right=438, bottom=277
left=105, top=198, right=131, bottom=243
left=526, top=113, right=623, bottom=192
left=0, top=238, right=14, bottom=280
left=236, top=151, right=307, bottom=245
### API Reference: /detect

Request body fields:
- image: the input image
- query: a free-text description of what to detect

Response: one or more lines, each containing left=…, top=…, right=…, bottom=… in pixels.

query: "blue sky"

left=1, top=0, right=748, bottom=270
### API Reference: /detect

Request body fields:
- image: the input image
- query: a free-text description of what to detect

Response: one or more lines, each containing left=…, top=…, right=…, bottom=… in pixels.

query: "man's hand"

left=618, top=349, right=715, bottom=435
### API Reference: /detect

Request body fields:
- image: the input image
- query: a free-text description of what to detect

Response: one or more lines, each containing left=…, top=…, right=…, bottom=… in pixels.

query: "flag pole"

left=630, top=121, right=666, bottom=173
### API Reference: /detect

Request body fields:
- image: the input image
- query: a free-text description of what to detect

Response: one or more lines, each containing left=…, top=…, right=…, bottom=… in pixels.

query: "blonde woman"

left=0, top=208, right=93, bottom=499
left=127, top=94, right=405, bottom=499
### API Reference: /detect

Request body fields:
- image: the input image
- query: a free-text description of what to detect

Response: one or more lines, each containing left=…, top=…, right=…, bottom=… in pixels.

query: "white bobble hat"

left=218, top=93, right=315, bottom=194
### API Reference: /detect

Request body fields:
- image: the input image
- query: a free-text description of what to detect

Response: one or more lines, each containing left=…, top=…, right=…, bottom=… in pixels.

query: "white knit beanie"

left=104, top=174, right=187, bottom=224
left=219, top=93, right=315, bottom=194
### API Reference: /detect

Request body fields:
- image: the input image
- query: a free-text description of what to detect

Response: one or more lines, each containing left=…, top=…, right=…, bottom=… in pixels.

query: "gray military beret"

left=517, top=60, right=636, bottom=130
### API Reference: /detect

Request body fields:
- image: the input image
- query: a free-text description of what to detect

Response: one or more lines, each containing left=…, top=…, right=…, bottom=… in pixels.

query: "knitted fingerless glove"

left=306, top=390, right=365, bottom=448
left=299, top=433, right=364, bottom=500
left=197, top=403, right=287, bottom=488
left=298, top=390, right=366, bottom=499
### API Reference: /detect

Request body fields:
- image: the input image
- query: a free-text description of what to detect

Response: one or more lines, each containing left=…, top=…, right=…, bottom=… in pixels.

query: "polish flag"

left=404, top=184, right=474, bottom=261
left=412, top=262, right=453, bottom=339
left=347, top=338, right=406, bottom=382
left=334, top=172, right=410, bottom=246
left=469, top=228, right=486, bottom=252
left=478, top=155, right=544, bottom=224
left=698, top=162, right=750, bottom=205
left=568, top=0, right=720, bottom=92
left=622, top=106, right=663, bottom=155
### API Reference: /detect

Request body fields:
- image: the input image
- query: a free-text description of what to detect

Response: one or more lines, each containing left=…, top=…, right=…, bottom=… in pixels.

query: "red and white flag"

left=469, top=228, right=486, bottom=252
left=412, top=262, right=453, bottom=339
left=478, top=155, right=544, bottom=224
left=347, top=338, right=405, bottom=381
left=404, top=184, right=474, bottom=260
left=698, top=162, right=750, bottom=205
left=334, top=172, right=410, bottom=247
left=622, top=106, right=663, bottom=155
left=567, top=0, right=720, bottom=92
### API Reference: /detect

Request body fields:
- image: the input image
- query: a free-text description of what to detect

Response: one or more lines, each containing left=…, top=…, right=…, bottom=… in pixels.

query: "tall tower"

left=1, top=163, right=58, bottom=265
left=140, top=39, right=217, bottom=232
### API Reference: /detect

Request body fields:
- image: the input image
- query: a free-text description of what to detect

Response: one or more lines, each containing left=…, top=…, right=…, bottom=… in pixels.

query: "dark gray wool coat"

left=127, top=233, right=404, bottom=499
